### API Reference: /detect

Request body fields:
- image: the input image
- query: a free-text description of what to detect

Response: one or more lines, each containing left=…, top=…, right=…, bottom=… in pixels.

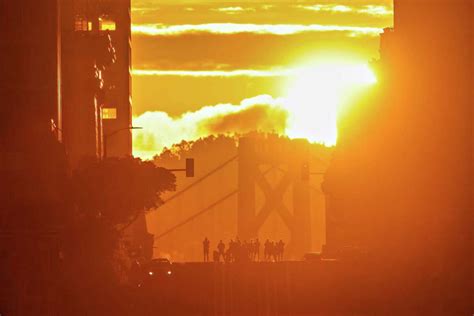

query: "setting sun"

left=133, top=62, right=377, bottom=159
left=283, top=62, right=377, bottom=145
left=130, top=0, right=392, bottom=159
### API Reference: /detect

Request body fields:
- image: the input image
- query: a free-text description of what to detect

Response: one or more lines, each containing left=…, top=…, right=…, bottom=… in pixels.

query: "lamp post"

left=103, top=126, right=142, bottom=158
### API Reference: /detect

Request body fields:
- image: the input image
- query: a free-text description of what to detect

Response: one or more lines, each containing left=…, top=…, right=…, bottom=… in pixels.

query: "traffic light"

left=186, top=158, right=194, bottom=177
left=301, top=162, right=310, bottom=181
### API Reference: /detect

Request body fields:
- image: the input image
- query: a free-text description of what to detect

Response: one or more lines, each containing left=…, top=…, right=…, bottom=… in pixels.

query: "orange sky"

left=131, top=0, right=393, bottom=158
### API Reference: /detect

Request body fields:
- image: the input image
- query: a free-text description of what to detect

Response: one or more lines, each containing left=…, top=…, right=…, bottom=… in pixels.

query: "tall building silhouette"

left=324, top=0, right=472, bottom=311
left=0, top=0, right=63, bottom=147
left=0, top=1, right=140, bottom=312
left=60, top=0, right=152, bottom=259
left=1, top=0, right=132, bottom=164
left=61, top=0, right=132, bottom=165
left=1, top=2, right=68, bottom=313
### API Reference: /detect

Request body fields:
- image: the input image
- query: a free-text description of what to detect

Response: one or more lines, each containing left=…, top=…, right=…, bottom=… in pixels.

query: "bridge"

left=149, top=136, right=329, bottom=259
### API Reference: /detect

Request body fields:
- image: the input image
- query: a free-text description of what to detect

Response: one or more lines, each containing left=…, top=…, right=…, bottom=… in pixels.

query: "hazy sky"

left=131, top=1, right=393, bottom=158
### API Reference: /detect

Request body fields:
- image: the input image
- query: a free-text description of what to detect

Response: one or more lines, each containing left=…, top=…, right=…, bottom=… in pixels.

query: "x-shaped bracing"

left=252, top=166, right=296, bottom=233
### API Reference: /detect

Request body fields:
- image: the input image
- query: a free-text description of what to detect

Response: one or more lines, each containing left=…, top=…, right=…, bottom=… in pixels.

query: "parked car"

left=142, top=258, right=173, bottom=282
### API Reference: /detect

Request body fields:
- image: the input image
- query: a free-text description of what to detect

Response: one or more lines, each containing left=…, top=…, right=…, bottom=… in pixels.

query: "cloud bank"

left=132, top=69, right=291, bottom=78
left=133, top=95, right=288, bottom=159
left=296, top=4, right=392, bottom=16
left=132, top=23, right=383, bottom=37
left=212, top=6, right=256, bottom=14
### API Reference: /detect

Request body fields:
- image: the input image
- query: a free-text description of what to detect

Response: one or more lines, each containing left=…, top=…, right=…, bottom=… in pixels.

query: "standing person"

left=245, top=241, right=251, bottom=262
left=243, top=240, right=250, bottom=261
left=217, top=240, right=225, bottom=261
left=224, top=248, right=231, bottom=263
left=228, top=239, right=235, bottom=262
left=213, top=250, right=220, bottom=262
left=250, top=240, right=256, bottom=261
left=255, top=238, right=261, bottom=261
left=270, top=241, right=277, bottom=262
left=235, top=238, right=242, bottom=262
left=203, top=237, right=210, bottom=262
left=264, top=239, right=270, bottom=261
left=277, top=240, right=285, bottom=261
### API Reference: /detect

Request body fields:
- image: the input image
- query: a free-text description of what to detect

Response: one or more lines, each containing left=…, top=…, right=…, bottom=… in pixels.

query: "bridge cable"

left=159, top=155, right=238, bottom=208
left=154, top=190, right=239, bottom=240
left=154, top=166, right=276, bottom=240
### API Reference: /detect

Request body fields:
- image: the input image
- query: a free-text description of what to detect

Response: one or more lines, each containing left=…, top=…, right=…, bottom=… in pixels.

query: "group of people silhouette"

left=202, top=237, right=285, bottom=263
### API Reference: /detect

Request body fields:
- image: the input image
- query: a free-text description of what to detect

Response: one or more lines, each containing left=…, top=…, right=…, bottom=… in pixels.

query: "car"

left=143, top=258, right=173, bottom=279
left=151, top=258, right=171, bottom=265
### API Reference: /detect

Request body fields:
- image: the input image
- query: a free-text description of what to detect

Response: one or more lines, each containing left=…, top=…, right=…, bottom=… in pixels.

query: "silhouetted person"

left=255, top=238, right=261, bottom=261
left=228, top=239, right=235, bottom=262
left=253, top=240, right=258, bottom=261
left=233, top=238, right=242, bottom=262
left=242, top=240, right=248, bottom=261
left=277, top=240, right=285, bottom=261
left=224, top=249, right=231, bottom=263
left=270, top=241, right=277, bottom=262
left=246, top=240, right=252, bottom=261
left=249, top=240, right=255, bottom=261
left=264, top=239, right=270, bottom=261
left=217, top=240, right=225, bottom=260
left=203, top=237, right=210, bottom=262
left=213, top=250, right=220, bottom=263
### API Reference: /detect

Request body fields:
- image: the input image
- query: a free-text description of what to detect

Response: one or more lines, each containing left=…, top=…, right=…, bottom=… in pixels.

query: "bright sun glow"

left=132, top=61, right=378, bottom=159
left=283, top=62, right=377, bottom=145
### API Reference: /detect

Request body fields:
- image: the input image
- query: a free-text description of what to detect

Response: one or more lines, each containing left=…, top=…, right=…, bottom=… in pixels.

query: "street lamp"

left=103, top=126, right=142, bottom=158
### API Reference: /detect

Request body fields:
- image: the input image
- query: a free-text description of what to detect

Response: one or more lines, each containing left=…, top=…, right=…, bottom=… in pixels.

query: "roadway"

left=129, top=260, right=454, bottom=315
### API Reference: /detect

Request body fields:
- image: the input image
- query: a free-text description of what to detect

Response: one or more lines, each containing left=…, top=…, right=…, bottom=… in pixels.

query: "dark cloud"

left=132, top=32, right=380, bottom=70
left=132, top=1, right=393, bottom=26
left=201, top=103, right=288, bottom=135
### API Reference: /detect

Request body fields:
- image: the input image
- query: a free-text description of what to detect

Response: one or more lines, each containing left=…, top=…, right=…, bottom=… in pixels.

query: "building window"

left=102, top=108, right=117, bottom=120
left=99, top=16, right=116, bottom=31
left=74, top=15, right=92, bottom=31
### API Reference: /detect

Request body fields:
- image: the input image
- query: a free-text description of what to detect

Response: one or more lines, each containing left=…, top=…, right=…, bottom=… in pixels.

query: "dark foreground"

left=123, top=260, right=469, bottom=316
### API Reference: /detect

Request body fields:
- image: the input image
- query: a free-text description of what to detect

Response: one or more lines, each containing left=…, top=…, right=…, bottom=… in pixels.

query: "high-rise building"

left=0, top=0, right=63, bottom=147
left=61, top=0, right=132, bottom=166
left=60, top=0, right=152, bottom=259
left=0, top=2, right=68, bottom=313
left=324, top=0, right=472, bottom=310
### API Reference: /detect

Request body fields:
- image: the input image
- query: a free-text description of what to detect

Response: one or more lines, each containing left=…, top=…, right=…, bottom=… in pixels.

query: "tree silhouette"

left=71, top=156, right=176, bottom=227
left=61, top=156, right=176, bottom=302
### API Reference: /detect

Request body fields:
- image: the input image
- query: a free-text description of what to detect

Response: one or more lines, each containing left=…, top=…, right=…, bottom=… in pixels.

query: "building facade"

left=0, top=1, right=142, bottom=313
left=324, top=0, right=472, bottom=311
left=0, top=0, right=63, bottom=146
left=1, top=1, right=68, bottom=314
left=61, top=0, right=132, bottom=166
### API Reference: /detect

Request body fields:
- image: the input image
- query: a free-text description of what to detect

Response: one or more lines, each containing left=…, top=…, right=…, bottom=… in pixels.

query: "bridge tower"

left=238, top=136, right=311, bottom=258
